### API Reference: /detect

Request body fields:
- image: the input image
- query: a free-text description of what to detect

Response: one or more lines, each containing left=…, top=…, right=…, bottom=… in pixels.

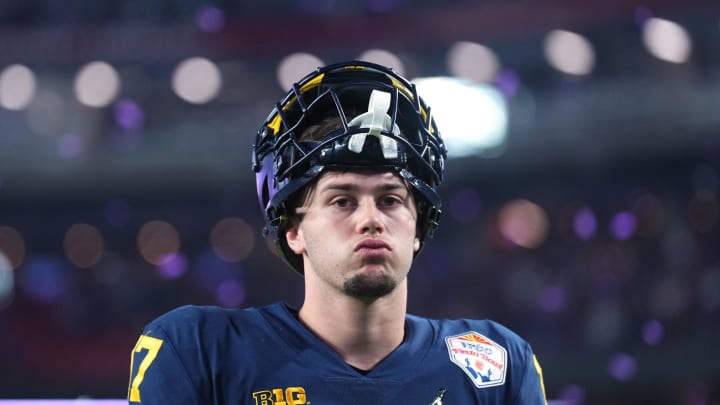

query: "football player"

left=128, top=61, right=547, bottom=404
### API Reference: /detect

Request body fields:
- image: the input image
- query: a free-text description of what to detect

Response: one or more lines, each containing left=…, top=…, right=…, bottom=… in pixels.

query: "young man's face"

left=285, top=170, right=421, bottom=300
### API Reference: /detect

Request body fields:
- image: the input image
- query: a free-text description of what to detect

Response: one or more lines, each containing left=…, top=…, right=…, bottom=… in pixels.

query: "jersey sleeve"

left=510, top=342, right=547, bottom=405
left=127, top=317, right=202, bottom=403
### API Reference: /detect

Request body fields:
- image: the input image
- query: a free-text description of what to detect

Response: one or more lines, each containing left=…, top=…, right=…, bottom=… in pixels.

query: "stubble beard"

left=343, top=271, right=397, bottom=300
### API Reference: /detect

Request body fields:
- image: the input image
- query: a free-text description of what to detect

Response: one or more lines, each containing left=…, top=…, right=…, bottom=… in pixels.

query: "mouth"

left=354, top=239, right=391, bottom=256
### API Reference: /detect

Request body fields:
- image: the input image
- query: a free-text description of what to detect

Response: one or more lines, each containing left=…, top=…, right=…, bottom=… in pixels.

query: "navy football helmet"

left=252, top=61, right=446, bottom=273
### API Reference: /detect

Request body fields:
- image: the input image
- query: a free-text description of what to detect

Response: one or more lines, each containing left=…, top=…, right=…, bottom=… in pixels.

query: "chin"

left=343, top=271, right=397, bottom=300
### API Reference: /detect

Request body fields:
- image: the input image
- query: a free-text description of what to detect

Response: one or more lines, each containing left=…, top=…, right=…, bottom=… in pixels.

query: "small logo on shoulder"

left=445, top=331, right=507, bottom=388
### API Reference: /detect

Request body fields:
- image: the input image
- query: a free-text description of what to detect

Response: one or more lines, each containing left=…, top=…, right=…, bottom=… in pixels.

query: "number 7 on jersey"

left=128, top=335, right=164, bottom=402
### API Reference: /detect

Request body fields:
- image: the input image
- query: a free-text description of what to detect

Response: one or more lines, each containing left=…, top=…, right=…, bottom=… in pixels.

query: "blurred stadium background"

left=0, top=0, right=719, bottom=403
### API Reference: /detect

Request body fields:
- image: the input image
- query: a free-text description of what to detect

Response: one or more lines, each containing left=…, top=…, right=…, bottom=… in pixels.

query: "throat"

left=297, top=285, right=410, bottom=371
left=349, top=364, right=372, bottom=375
left=338, top=321, right=409, bottom=372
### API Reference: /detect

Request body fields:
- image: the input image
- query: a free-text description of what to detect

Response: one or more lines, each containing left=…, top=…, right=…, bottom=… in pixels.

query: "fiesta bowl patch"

left=445, top=331, right=507, bottom=388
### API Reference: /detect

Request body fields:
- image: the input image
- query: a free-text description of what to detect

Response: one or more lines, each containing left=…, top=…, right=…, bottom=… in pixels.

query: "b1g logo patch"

left=445, top=332, right=507, bottom=388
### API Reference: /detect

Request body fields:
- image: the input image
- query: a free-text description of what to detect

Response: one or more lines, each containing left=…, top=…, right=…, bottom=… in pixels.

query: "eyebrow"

left=318, top=182, right=408, bottom=194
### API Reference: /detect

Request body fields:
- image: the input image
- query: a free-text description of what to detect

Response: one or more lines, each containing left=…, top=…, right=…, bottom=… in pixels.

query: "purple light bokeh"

left=610, top=211, right=637, bottom=240
left=573, top=207, right=597, bottom=240
left=193, top=250, right=241, bottom=294
left=57, top=133, right=85, bottom=159
left=448, top=187, right=482, bottom=224
left=494, top=69, right=520, bottom=98
left=641, top=319, right=664, bottom=346
left=607, top=352, right=637, bottom=381
left=195, top=6, right=226, bottom=33
left=538, top=285, right=568, bottom=313
left=156, top=253, right=187, bottom=279
left=216, top=279, right=246, bottom=308
left=113, top=99, right=144, bottom=131
left=105, top=199, right=131, bottom=227
left=633, top=6, right=653, bottom=27
left=18, top=256, right=69, bottom=303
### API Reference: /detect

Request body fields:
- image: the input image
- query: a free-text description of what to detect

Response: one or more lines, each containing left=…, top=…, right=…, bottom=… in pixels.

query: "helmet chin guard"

left=252, top=61, right=447, bottom=274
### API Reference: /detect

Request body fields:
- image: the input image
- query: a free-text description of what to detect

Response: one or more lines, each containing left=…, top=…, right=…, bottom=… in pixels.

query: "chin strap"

left=347, top=89, right=400, bottom=159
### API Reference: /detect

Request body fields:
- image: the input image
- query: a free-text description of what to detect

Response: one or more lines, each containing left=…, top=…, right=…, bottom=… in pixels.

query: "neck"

left=298, top=279, right=408, bottom=371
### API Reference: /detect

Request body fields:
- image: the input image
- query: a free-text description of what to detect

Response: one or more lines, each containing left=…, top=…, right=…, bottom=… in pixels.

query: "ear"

left=413, top=236, right=421, bottom=252
left=285, top=223, right=306, bottom=255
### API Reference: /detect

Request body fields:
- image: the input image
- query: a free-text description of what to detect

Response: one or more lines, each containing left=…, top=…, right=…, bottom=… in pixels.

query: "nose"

left=355, top=199, right=384, bottom=235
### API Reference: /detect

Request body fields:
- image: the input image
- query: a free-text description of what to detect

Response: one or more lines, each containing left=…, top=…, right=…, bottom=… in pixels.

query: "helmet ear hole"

left=260, top=180, right=270, bottom=209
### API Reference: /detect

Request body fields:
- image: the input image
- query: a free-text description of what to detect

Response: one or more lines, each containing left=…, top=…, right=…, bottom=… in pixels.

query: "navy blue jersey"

left=128, top=302, right=546, bottom=404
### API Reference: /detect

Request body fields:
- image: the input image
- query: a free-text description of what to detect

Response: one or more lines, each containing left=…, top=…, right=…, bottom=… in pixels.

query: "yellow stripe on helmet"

left=390, top=77, right=414, bottom=101
left=267, top=113, right=283, bottom=135
left=267, top=73, right=327, bottom=135
left=299, top=73, right=325, bottom=93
